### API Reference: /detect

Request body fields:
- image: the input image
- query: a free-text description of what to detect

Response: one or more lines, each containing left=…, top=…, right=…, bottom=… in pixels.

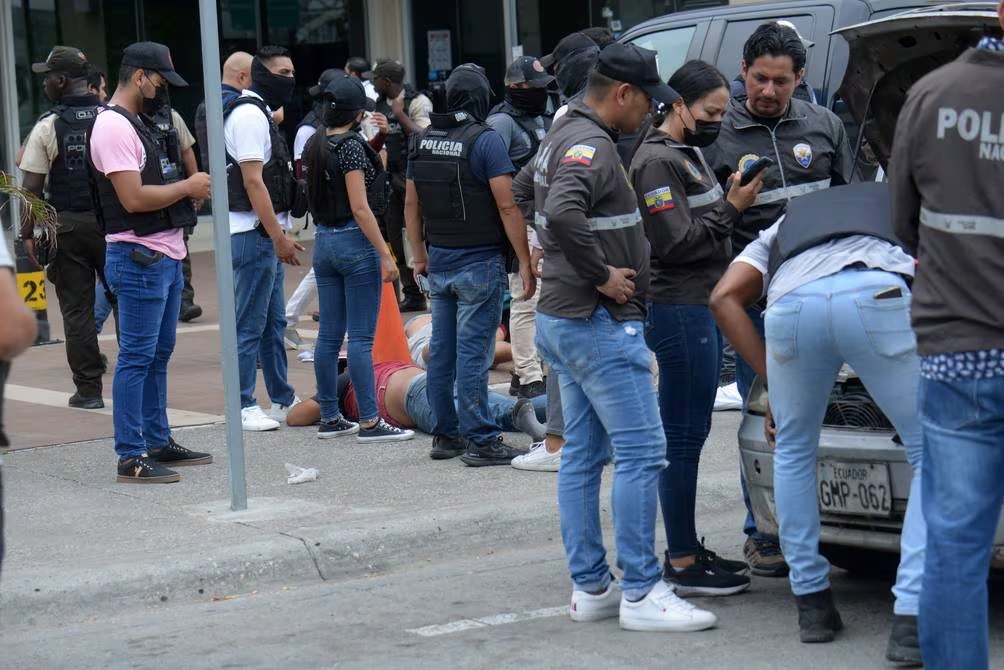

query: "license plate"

left=817, top=460, right=893, bottom=517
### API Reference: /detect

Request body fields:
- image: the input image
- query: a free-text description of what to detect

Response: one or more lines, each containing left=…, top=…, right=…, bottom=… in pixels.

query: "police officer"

left=88, top=41, right=212, bottom=483
left=19, top=46, right=105, bottom=409
left=890, top=8, right=1004, bottom=666
left=404, top=63, right=535, bottom=467
left=703, top=20, right=852, bottom=578
left=368, top=59, right=432, bottom=312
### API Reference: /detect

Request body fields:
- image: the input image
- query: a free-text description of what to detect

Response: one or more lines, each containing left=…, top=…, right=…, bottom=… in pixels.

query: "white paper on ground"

left=285, top=463, right=319, bottom=485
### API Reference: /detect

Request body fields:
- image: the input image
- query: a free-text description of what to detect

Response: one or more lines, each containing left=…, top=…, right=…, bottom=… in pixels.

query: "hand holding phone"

left=740, top=156, right=774, bottom=186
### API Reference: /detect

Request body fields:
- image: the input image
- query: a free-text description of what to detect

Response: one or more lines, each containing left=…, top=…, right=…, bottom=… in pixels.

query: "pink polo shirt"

left=89, top=107, right=187, bottom=260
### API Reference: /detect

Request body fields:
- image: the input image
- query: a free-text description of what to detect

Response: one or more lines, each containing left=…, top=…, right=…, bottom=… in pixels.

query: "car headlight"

left=746, top=376, right=768, bottom=415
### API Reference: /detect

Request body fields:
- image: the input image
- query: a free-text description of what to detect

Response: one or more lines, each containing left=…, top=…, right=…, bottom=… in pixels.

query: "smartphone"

left=874, top=286, right=903, bottom=300
left=740, top=156, right=774, bottom=186
left=416, top=274, right=431, bottom=295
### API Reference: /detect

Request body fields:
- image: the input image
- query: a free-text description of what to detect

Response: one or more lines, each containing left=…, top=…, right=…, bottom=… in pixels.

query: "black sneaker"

left=460, top=436, right=528, bottom=467
left=357, top=418, right=415, bottom=443
left=664, top=551, right=751, bottom=597
left=796, top=588, right=843, bottom=644
left=318, top=417, right=360, bottom=439
left=399, top=296, right=427, bottom=313
left=697, top=537, right=749, bottom=575
left=117, top=455, right=180, bottom=484
left=430, top=434, right=467, bottom=460
left=509, top=373, right=520, bottom=397
left=179, top=303, right=203, bottom=322
left=517, top=380, right=546, bottom=399
left=743, top=536, right=789, bottom=578
left=69, top=393, right=104, bottom=410
left=886, top=615, right=922, bottom=666
left=148, top=438, right=213, bottom=466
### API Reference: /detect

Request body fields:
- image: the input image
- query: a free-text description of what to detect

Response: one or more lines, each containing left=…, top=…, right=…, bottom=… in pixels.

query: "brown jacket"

left=891, top=47, right=1004, bottom=356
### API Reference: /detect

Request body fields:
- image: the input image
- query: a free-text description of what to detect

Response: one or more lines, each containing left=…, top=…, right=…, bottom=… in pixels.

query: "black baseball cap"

left=345, top=56, right=370, bottom=76
left=504, top=56, right=554, bottom=88
left=365, top=59, right=405, bottom=84
left=31, top=46, right=89, bottom=78
left=121, top=41, right=188, bottom=87
left=309, top=68, right=346, bottom=98
left=324, top=76, right=376, bottom=112
left=595, top=43, right=680, bottom=106
left=540, top=32, right=597, bottom=70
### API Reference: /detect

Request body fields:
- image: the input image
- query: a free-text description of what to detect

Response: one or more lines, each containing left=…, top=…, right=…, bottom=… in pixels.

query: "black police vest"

left=767, top=182, right=903, bottom=278
left=310, top=132, right=389, bottom=226
left=375, top=86, right=419, bottom=175
left=409, top=112, right=503, bottom=249
left=146, top=106, right=197, bottom=228
left=89, top=106, right=191, bottom=236
left=48, top=95, right=100, bottom=213
left=297, top=108, right=319, bottom=138
left=194, top=101, right=209, bottom=170
left=223, top=96, right=294, bottom=213
left=488, top=100, right=549, bottom=169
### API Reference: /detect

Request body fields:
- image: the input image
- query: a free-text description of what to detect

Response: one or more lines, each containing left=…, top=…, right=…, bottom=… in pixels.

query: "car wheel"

left=819, top=542, right=900, bottom=578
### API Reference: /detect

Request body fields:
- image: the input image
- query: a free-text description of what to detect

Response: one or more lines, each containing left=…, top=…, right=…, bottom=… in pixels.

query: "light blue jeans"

left=536, top=306, right=667, bottom=601
left=765, top=269, right=923, bottom=613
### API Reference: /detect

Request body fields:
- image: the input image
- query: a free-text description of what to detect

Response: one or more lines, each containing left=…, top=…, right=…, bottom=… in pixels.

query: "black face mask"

left=683, top=117, right=722, bottom=148
left=142, top=85, right=170, bottom=121
left=251, top=58, right=296, bottom=110
left=506, top=87, right=548, bottom=117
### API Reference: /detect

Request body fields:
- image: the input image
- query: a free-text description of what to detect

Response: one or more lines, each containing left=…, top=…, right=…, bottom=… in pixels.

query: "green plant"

left=0, top=171, right=58, bottom=251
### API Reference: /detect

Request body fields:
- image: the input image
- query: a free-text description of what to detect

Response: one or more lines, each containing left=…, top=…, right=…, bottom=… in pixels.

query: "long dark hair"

left=304, top=106, right=360, bottom=215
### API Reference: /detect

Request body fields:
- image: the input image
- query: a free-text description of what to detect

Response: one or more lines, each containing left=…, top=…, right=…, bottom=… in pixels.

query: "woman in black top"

left=303, top=75, right=413, bottom=443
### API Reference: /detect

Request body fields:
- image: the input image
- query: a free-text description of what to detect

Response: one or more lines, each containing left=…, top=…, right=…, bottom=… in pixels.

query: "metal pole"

left=1, top=0, right=20, bottom=194
left=198, top=0, right=248, bottom=511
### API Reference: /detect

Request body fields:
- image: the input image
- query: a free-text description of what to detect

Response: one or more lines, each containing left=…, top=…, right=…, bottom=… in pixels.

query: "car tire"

left=819, top=542, right=901, bottom=578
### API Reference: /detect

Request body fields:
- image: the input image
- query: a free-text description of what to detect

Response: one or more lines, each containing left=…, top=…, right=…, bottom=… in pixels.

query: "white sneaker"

left=619, top=580, right=718, bottom=632
left=570, top=582, right=622, bottom=622
left=241, top=405, right=280, bottom=432
left=268, top=396, right=301, bottom=423
left=511, top=441, right=561, bottom=472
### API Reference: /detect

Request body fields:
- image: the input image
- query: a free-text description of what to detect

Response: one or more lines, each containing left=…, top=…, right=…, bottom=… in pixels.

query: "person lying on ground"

left=405, top=314, right=512, bottom=370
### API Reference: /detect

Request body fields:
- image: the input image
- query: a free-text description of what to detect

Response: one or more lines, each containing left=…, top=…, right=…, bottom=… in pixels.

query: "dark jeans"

left=384, top=182, right=421, bottom=301
left=647, top=303, right=722, bottom=558
left=313, top=223, right=382, bottom=423
left=426, top=255, right=505, bottom=445
left=47, top=216, right=105, bottom=397
left=181, top=233, right=196, bottom=307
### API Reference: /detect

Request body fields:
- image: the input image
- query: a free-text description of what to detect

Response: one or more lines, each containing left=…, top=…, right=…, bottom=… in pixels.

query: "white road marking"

left=97, top=321, right=319, bottom=343
left=405, top=606, right=567, bottom=637
left=4, top=384, right=224, bottom=427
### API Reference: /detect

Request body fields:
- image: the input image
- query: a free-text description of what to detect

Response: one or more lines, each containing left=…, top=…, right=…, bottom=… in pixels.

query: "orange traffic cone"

left=372, top=282, right=412, bottom=364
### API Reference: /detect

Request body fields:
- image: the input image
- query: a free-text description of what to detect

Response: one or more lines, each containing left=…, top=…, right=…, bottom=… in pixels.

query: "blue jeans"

left=94, top=276, right=114, bottom=334
left=919, top=374, right=1004, bottom=669
left=313, top=223, right=382, bottom=423
left=104, top=243, right=182, bottom=459
left=646, top=303, right=722, bottom=558
left=426, top=256, right=505, bottom=446
left=405, top=373, right=547, bottom=434
left=232, top=230, right=295, bottom=409
left=765, top=269, right=923, bottom=608
left=536, top=307, right=667, bottom=601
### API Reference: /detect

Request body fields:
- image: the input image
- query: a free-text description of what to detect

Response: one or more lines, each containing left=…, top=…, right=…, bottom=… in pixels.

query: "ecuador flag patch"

left=562, top=144, right=596, bottom=166
left=644, top=186, right=674, bottom=214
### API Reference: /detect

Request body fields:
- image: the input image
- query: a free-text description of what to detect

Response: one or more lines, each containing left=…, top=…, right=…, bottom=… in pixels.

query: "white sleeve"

left=0, top=237, right=13, bottom=268
left=293, top=125, right=317, bottom=161
left=224, top=106, right=270, bottom=163
left=732, top=218, right=782, bottom=275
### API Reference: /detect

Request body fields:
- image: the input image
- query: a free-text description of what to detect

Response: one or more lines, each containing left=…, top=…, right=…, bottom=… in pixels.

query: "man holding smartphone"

left=89, top=42, right=213, bottom=484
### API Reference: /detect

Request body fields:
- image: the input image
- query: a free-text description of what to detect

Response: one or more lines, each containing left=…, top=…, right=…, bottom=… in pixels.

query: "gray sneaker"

left=284, top=326, right=304, bottom=350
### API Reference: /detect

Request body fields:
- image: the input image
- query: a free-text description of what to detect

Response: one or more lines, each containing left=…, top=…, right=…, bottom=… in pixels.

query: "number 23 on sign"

left=18, top=270, right=47, bottom=311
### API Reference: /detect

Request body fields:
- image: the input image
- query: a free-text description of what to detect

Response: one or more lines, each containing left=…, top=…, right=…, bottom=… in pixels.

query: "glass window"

left=715, top=15, right=816, bottom=78
left=629, top=26, right=697, bottom=80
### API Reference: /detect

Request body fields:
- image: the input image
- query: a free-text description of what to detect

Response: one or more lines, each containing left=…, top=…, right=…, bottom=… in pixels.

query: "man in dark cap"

left=344, top=56, right=378, bottom=101
left=405, top=63, right=536, bottom=468
left=368, top=59, right=433, bottom=312
left=88, top=41, right=213, bottom=483
left=19, top=46, right=107, bottom=409
left=516, top=43, right=717, bottom=630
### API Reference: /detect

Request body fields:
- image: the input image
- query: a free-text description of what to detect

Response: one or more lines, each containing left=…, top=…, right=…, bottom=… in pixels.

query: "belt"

left=254, top=221, right=271, bottom=238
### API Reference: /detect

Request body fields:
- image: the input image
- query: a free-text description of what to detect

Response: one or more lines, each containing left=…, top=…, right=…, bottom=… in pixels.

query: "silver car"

left=738, top=2, right=1004, bottom=574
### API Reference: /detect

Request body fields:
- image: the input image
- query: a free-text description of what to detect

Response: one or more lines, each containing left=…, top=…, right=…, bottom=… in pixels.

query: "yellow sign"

left=18, top=271, right=47, bottom=311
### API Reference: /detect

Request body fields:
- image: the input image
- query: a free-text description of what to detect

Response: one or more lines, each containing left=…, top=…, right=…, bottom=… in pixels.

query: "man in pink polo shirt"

left=89, top=41, right=212, bottom=484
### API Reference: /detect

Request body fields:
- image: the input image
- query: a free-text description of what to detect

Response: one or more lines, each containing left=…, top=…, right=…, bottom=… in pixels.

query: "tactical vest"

left=311, top=132, right=390, bottom=226
left=48, top=95, right=100, bottom=213
left=297, top=108, right=320, bottom=137
left=767, top=182, right=903, bottom=278
left=223, top=95, right=294, bottom=214
left=488, top=100, right=549, bottom=169
left=146, top=105, right=197, bottom=228
left=89, top=106, right=192, bottom=236
left=194, top=101, right=209, bottom=170
left=375, top=86, right=420, bottom=175
left=409, top=112, right=503, bottom=249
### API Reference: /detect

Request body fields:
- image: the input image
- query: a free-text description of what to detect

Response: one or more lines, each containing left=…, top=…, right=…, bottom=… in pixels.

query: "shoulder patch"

left=644, top=186, right=674, bottom=214
left=684, top=160, right=703, bottom=182
left=793, top=142, right=813, bottom=168
left=738, top=153, right=760, bottom=173
left=562, top=144, right=596, bottom=166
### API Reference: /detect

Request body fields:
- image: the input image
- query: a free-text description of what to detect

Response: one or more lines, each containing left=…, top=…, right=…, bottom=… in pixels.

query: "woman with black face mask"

left=628, top=59, right=764, bottom=597
left=303, top=76, right=414, bottom=444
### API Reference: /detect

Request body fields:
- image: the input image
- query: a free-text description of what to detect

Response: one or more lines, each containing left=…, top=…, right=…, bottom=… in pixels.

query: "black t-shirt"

left=333, top=135, right=377, bottom=187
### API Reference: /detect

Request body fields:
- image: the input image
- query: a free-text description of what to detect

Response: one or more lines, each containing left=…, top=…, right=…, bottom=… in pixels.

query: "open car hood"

left=835, top=3, right=1001, bottom=167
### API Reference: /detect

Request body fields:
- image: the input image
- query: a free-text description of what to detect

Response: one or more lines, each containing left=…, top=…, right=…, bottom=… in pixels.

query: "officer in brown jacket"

left=889, top=4, right=1004, bottom=666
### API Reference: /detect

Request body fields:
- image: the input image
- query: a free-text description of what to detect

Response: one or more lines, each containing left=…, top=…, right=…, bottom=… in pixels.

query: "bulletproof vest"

left=145, top=105, right=197, bottom=228
left=488, top=100, right=549, bottom=169
left=409, top=111, right=503, bottom=249
left=223, top=96, right=294, bottom=214
left=194, top=101, right=209, bottom=170
left=375, top=86, right=420, bottom=175
left=297, top=108, right=320, bottom=136
left=312, top=132, right=390, bottom=226
left=48, top=95, right=100, bottom=213
left=767, top=182, right=902, bottom=279
left=89, top=106, right=192, bottom=236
